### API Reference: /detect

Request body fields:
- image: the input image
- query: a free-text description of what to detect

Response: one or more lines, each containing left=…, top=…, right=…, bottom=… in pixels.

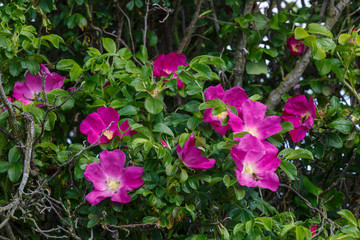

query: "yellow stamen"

left=291, top=45, right=300, bottom=53
left=106, top=178, right=121, bottom=192
left=103, top=130, right=114, bottom=140
left=301, top=112, right=311, bottom=123
left=245, top=126, right=259, bottom=137
left=215, top=111, right=228, bottom=121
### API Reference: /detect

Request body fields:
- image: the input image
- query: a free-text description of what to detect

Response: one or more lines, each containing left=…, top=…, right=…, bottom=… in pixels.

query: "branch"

left=232, top=0, right=256, bottom=87
left=177, top=0, right=203, bottom=53
left=265, top=0, right=351, bottom=110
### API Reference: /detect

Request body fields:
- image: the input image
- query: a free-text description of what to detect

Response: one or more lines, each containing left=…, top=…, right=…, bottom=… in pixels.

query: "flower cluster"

left=12, top=64, right=65, bottom=105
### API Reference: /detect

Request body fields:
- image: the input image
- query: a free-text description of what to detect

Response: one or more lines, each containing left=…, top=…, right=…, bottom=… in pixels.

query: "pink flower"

left=160, top=139, right=168, bottom=147
left=12, top=64, right=65, bottom=105
left=80, top=106, right=132, bottom=144
left=310, top=224, right=318, bottom=237
left=203, top=84, right=248, bottom=136
left=84, top=149, right=144, bottom=205
left=230, top=134, right=280, bottom=191
left=349, top=27, right=357, bottom=43
left=176, top=134, right=215, bottom=170
left=286, top=35, right=307, bottom=56
left=281, top=95, right=317, bottom=143
left=228, top=99, right=282, bottom=140
left=153, top=52, right=187, bottom=89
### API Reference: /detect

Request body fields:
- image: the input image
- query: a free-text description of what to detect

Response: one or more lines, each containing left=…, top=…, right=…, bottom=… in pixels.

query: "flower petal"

left=12, top=82, right=34, bottom=105
left=235, top=168, right=257, bottom=188
left=79, top=111, right=107, bottom=144
left=84, top=162, right=107, bottom=191
left=153, top=54, right=166, bottom=77
left=222, top=86, right=248, bottom=108
left=256, top=115, right=282, bottom=139
left=24, top=71, right=42, bottom=92
left=121, top=166, right=144, bottom=190
left=85, top=190, right=112, bottom=205
left=99, top=149, right=126, bottom=178
left=203, top=109, right=229, bottom=136
left=288, top=127, right=307, bottom=143
left=110, top=188, right=131, bottom=204
left=257, top=172, right=279, bottom=191
left=204, top=84, right=225, bottom=100
left=242, top=100, right=267, bottom=128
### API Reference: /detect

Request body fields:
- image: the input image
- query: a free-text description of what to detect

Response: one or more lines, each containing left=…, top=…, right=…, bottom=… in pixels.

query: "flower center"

left=243, top=162, right=259, bottom=181
left=215, top=111, right=228, bottom=122
left=301, top=112, right=311, bottom=123
left=106, top=178, right=121, bottom=192
left=103, top=130, right=114, bottom=140
left=244, top=126, right=259, bottom=137
left=291, top=45, right=299, bottom=53
left=163, top=69, right=172, bottom=76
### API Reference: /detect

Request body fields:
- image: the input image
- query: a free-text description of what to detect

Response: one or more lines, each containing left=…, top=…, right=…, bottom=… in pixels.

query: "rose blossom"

left=228, top=99, right=282, bottom=140
left=153, top=52, right=187, bottom=89
left=230, top=134, right=281, bottom=191
left=310, top=224, right=318, bottom=237
left=176, top=134, right=215, bottom=170
left=286, top=35, right=307, bottom=56
left=84, top=149, right=144, bottom=205
left=203, top=84, right=248, bottom=136
left=80, top=106, right=133, bottom=144
left=281, top=95, right=317, bottom=143
left=12, top=64, right=65, bottom=105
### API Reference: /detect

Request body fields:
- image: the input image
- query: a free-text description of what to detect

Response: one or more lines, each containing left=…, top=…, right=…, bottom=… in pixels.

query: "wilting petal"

left=85, top=190, right=112, bottom=205
left=84, top=162, right=107, bottom=191
left=99, top=149, right=126, bottom=178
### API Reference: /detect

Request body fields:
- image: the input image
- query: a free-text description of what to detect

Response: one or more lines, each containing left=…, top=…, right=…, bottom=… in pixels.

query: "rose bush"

left=0, top=1, right=359, bottom=239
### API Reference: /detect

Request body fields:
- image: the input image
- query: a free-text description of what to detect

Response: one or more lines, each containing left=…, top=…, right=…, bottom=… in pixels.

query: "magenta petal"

left=110, top=188, right=131, bottom=204
left=45, top=72, right=65, bottom=92
left=204, top=84, right=225, bottom=100
left=256, top=142, right=280, bottom=172
left=281, top=113, right=302, bottom=128
left=97, top=106, right=120, bottom=130
left=119, top=120, right=131, bottom=137
left=222, top=86, right=248, bottom=107
left=99, top=149, right=126, bottom=178
left=85, top=190, right=112, bottom=205
left=176, top=78, right=184, bottom=89
left=24, top=71, right=42, bottom=92
left=12, top=82, right=34, bottom=105
left=84, top=162, right=107, bottom=191
left=283, top=95, right=310, bottom=116
left=257, top=172, right=279, bottom=191
left=203, top=109, right=229, bottom=136
left=177, top=134, right=215, bottom=170
left=163, top=52, right=187, bottom=72
left=309, top=96, right=317, bottom=118
left=80, top=112, right=107, bottom=144
left=153, top=54, right=167, bottom=78
left=288, top=127, right=307, bottom=143
left=235, top=168, right=258, bottom=188
left=256, top=115, right=282, bottom=139
left=227, top=109, right=245, bottom=134
left=242, top=100, right=267, bottom=127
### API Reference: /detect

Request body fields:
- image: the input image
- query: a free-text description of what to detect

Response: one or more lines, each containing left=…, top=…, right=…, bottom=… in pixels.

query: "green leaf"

left=313, top=48, right=326, bottom=60
left=0, top=162, right=10, bottom=173
left=339, top=34, right=351, bottom=45
left=142, top=216, right=157, bottom=224
left=153, top=123, right=174, bottom=137
left=253, top=13, right=269, bottom=30
left=233, top=223, right=245, bottom=235
left=308, top=23, right=333, bottom=38
left=281, top=224, right=296, bottom=237
left=144, top=97, right=163, bottom=114
left=280, top=121, right=294, bottom=134
left=41, top=34, right=64, bottom=48
left=190, top=63, right=212, bottom=79
left=246, top=61, right=268, bottom=75
left=180, top=169, right=188, bottom=183
left=234, top=187, right=246, bottom=200
left=135, top=45, right=148, bottom=64
left=9, top=61, right=22, bottom=76
left=279, top=160, right=297, bottom=181
left=317, top=38, right=336, bottom=52
left=87, top=219, right=99, bottom=228
left=102, top=37, right=116, bottom=53
left=337, top=209, right=358, bottom=227
left=23, top=57, right=39, bottom=75
left=249, top=94, right=263, bottom=101
left=294, top=27, right=309, bottom=39
left=295, top=226, right=311, bottom=240
left=278, top=148, right=294, bottom=159
left=329, top=118, right=353, bottom=134
left=118, top=105, right=138, bottom=116
left=303, top=176, right=322, bottom=196
left=57, top=59, right=78, bottom=71
left=325, top=133, right=343, bottom=148
left=223, top=174, right=231, bottom=188
left=263, top=48, right=278, bottom=57
left=287, top=148, right=314, bottom=160
left=8, top=164, right=22, bottom=182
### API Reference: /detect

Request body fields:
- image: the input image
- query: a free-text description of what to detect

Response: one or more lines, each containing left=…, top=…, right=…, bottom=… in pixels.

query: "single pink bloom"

left=160, top=139, right=168, bottom=147
left=203, top=84, right=248, bottom=136
left=84, top=149, right=144, bottom=205
left=286, top=35, right=307, bottom=56
left=228, top=99, right=282, bottom=140
left=153, top=52, right=187, bottom=89
left=13, top=64, right=65, bottom=105
left=80, top=106, right=132, bottom=144
left=176, top=134, right=215, bottom=170
left=230, top=134, right=281, bottom=191
left=310, top=224, right=318, bottom=237
left=281, top=95, right=317, bottom=143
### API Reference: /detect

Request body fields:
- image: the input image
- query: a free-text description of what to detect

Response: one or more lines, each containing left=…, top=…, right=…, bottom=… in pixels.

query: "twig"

left=177, top=0, right=203, bottom=53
